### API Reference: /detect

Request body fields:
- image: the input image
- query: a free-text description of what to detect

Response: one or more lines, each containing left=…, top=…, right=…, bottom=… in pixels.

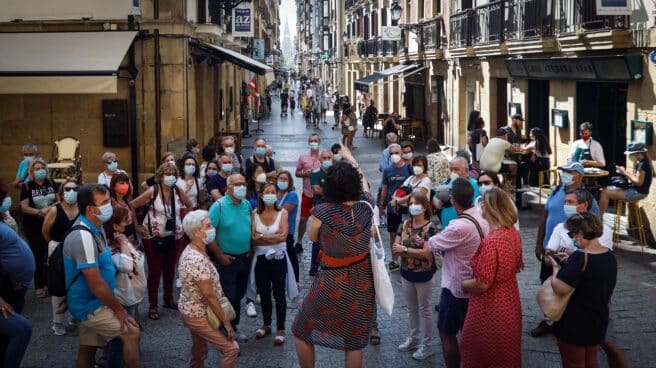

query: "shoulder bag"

left=206, top=293, right=236, bottom=329
left=360, top=200, right=394, bottom=316
left=147, top=185, right=175, bottom=252
left=536, top=252, right=589, bottom=322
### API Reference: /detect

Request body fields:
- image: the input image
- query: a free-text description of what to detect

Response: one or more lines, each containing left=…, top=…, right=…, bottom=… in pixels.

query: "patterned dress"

left=460, top=228, right=524, bottom=367
left=292, top=198, right=375, bottom=351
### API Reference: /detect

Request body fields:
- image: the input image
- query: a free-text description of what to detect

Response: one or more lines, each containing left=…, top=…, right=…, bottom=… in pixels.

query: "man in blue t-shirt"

left=10, top=144, right=38, bottom=189
left=379, top=143, right=410, bottom=271
left=63, top=184, right=140, bottom=367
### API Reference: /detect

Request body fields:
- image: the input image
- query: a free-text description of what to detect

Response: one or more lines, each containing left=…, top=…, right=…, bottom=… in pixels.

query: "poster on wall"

left=382, top=26, right=402, bottom=41
left=253, top=38, right=265, bottom=60
left=595, top=0, right=632, bottom=15
left=232, top=2, right=253, bottom=37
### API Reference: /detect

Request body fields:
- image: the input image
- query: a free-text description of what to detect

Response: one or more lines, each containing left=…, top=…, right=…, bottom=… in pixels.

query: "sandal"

left=148, top=308, right=160, bottom=320
left=162, top=300, right=178, bottom=310
left=274, top=332, right=285, bottom=346
left=255, top=326, right=271, bottom=339
left=369, top=329, right=381, bottom=345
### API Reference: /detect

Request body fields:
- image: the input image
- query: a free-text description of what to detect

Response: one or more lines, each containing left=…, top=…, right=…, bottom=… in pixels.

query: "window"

left=418, top=0, right=424, bottom=20
left=372, top=11, right=377, bottom=37
left=381, top=8, right=387, bottom=27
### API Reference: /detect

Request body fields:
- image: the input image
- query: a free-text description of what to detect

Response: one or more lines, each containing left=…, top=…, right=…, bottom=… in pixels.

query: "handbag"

left=536, top=252, right=588, bottom=322
left=360, top=201, right=394, bottom=316
left=610, top=176, right=630, bottom=189
left=147, top=185, right=176, bottom=252
left=206, top=294, right=236, bottom=329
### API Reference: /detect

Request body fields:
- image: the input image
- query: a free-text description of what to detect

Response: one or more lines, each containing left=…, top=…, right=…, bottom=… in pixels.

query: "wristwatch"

left=403, top=246, right=408, bottom=254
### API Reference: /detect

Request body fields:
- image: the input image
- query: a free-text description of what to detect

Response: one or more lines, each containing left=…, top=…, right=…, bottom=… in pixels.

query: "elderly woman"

left=549, top=212, right=617, bottom=368
left=10, top=143, right=39, bottom=189
left=98, top=152, right=119, bottom=187
left=292, top=144, right=376, bottom=368
left=459, top=187, right=523, bottom=367
left=20, top=158, right=56, bottom=298
left=179, top=210, right=239, bottom=368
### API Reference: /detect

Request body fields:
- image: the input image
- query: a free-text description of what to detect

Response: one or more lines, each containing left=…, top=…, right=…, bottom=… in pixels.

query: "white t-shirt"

left=546, top=222, right=613, bottom=252
left=479, top=137, right=511, bottom=173
left=177, top=177, right=201, bottom=209
left=306, top=89, right=314, bottom=98
left=401, top=175, right=431, bottom=195
left=112, top=241, right=146, bottom=307
left=569, top=138, right=605, bottom=166
left=97, top=172, right=112, bottom=187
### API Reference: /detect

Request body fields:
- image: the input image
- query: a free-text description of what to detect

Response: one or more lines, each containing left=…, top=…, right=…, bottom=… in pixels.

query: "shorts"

left=301, top=194, right=314, bottom=219
left=624, top=188, right=648, bottom=201
left=386, top=210, right=403, bottom=234
left=437, top=288, right=469, bottom=335
left=79, top=306, right=125, bottom=347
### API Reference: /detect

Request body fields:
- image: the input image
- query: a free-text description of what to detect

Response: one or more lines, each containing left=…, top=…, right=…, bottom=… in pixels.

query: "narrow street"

left=20, top=102, right=656, bottom=367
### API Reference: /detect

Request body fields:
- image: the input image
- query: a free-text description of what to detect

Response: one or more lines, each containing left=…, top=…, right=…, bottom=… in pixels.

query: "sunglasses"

left=64, top=187, right=78, bottom=192
left=478, top=181, right=492, bottom=186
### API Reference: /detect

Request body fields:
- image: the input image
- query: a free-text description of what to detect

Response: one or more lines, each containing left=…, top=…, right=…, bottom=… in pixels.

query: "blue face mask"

left=164, top=175, right=177, bottom=187
left=563, top=205, right=578, bottom=218
left=255, top=147, right=266, bottom=156
left=206, top=169, right=218, bottom=177
left=0, top=197, right=11, bottom=213
left=107, top=161, right=118, bottom=172
left=184, top=166, right=196, bottom=176
left=96, top=202, right=113, bottom=223
left=277, top=181, right=289, bottom=191
left=409, top=204, right=424, bottom=216
left=203, top=228, right=216, bottom=245
left=34, top=168, right=47, bottom=181
left=64, top=190, right=78, bottom=204
left=221, top=163, right=233, bottom=173
left=322, top=160, right=333, bottom=169
left=561, top=172, right=574, bottom=186
left=263, top=194, right=278, bottom=206
left=233, top=185, right=247, bottom=199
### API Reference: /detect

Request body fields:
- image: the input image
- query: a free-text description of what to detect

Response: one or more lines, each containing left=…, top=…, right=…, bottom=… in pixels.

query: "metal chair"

left=47, top=136, right=82, bottom=184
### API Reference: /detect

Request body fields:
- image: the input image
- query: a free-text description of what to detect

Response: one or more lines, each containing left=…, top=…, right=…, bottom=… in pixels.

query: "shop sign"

left=382, top=26, right=402, bottom=41
left=505, top=56, right=642, bottom=82
left=266, top=55, right=274, bottom=65
left=253, top=38, right=265, bottom=60
left=596, top=0, right=632, bottom=15
left=232, top=2, right=253, bottom=37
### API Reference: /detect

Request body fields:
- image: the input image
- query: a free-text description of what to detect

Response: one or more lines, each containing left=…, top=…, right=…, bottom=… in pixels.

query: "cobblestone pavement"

left=21, top=102, right=656, bottom=367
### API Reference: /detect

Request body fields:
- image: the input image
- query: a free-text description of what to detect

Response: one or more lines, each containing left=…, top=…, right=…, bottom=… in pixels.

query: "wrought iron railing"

left=449, top=9, right=475, bottom=47
left=473, top=1, right=505, bottom=44
left=505, top=0, right=554, bottom=40
left=422, top=18, right=444, bottom=51
left=382, top=40, right=399, bottom=56
left=554, top=0, right=629, bottom=34
left=365, top=38, right=377, bottom=56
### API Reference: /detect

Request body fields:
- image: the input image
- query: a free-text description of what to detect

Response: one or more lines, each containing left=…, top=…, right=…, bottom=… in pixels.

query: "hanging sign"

left=253, top=38, right=265, bottom=60
left=232, top=2, right=253, bottom=37
left=382, top=26, right=402, bottom=41
left=266, top=55, right=274, bottom=65
left=595, top=0, right=631, bottom=15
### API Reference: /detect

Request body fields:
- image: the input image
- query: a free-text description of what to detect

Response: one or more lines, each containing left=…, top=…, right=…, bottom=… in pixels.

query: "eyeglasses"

left=478, top=181, right=492, bottom=186
left=64, top=187, right=78, bottom=192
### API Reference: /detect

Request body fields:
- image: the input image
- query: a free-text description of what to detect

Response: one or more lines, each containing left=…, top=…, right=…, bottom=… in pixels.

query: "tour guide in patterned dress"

left=292, top=151, right=376, bottom=368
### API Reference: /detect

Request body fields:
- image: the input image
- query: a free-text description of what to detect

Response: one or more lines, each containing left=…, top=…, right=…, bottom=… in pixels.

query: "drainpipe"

left=154, top=0, right=159, bottom=20
left=128, top=15, right=140, bottom=194
left=154, top=29, right=162, bottom=162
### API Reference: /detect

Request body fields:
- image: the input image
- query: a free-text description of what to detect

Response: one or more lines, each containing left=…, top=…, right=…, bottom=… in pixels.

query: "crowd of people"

left=0, top=99, right=647, bottom=368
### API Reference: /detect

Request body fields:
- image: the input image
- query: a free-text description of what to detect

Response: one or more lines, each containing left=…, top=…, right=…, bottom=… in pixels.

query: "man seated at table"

left=504, top=114, right=524, bottom=144
left=479, top=128, right=515, bottom=174
left=569, top=122, right=606, bottom=168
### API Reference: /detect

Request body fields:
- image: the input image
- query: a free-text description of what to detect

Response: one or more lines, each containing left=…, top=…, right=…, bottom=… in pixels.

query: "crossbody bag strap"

left=458, top=213, right=485, bottom=241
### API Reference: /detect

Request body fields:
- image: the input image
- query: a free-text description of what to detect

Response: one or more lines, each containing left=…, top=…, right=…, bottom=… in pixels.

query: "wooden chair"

left=409, top=120, right=425, bottom=144
left=613, top=198, right=647, bottom=252
left=48, top=137, right=82, bottom=184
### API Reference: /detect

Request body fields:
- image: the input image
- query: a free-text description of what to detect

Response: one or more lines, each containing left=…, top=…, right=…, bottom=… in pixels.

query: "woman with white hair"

left=98, top=152, right=119, bottom=187
left=178, top=210, right=239, bottom=368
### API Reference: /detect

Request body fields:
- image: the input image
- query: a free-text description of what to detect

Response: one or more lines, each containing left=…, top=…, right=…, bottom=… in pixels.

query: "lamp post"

left=390, top=2, right=403, bottom=23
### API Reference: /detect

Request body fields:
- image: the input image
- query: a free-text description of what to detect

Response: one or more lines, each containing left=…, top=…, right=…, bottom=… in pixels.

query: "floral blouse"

left=397, top=220, right=438, bottom=282
left=426, top=152, right=451, bottom=187
left=178, top=246, right=223, bottom=318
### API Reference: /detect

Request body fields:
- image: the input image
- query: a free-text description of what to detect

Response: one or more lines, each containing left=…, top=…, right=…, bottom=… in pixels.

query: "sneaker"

left=388, top=261, right=400, bottom=271
left=175, top=278, right=182, bottom=288
left=236, top=331, right=249, bottom=343
left=52, top=323, right=66, bottom=336
left=397, top=337, right=420, bottom=352
left=255, top=294, right=261, bottom=305
left=412, top=344, right=434, bottom=360
left=530, top=320, right=552, bottom=337
left=246, top=301, right=257, bottom=318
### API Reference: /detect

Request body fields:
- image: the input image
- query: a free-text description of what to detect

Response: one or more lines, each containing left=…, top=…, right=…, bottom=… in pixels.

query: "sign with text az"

left=232, top=2, right=253, bottom=37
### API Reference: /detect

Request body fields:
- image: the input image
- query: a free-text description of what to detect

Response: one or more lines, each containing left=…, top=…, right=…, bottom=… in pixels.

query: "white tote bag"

left=361, top=201, right=395, bottom=316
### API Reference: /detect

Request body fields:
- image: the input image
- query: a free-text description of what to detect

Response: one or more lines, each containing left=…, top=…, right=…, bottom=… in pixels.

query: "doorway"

left=576, top=82, right=628, bottom=170
left=527, top=79, right=549, bottom=134
left=495, top=78, right=508, bottom=131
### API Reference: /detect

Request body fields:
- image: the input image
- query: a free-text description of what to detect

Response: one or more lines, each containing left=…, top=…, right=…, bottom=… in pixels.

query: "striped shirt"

left=428, top=207, right=490, bottom=299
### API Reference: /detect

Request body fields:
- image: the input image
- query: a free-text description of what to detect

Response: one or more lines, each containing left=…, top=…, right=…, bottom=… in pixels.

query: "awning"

left=193, top=40, right=275, bottom=86
left=355, top=64, right=420, bottom=92
left=0, top=31, right=138, bottom=94
left=505, top=56, right=643, bottom=82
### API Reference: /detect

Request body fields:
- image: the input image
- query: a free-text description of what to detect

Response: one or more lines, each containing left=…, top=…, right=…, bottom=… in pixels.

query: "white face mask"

left=390, top=154, right=402, bottom=164
left=256, top=173, right=267, bottom=184
left=224, top=146, right=235, bottom=155
left=479, top=184, right=493, bottom=195
left=413, top=166, right=424, bottom=175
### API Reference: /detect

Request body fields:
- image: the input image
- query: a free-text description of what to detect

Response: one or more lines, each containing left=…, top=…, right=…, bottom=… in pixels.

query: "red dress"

left=460, top=227, right=524, bottom=367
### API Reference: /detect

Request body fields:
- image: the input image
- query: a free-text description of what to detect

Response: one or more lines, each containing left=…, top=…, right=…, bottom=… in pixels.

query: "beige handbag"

left=537, top=252, right=588, bottom=322
left=206, top=294, right=236, bottom=329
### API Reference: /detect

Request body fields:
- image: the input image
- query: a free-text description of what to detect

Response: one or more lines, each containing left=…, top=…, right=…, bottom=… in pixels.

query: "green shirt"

left=208, top=196, right=252, bottom=255
left=310, top=169, right=327, bottom=206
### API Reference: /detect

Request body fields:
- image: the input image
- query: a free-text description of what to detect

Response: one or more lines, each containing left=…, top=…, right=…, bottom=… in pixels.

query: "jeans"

left=106, top=304, right=139, bottom=368
left=254, top=256, right=287, bottom=331
left=24, top=226, right=47, bottom=289
left=143, top=237, right=185, bottom=309
left=0, top=286, right=31, bottom=368
left=218, top=254, right=250, bottom=328
left=285, top=235, right=299, bottom=283
left=310, top=241, right=320, bottom=272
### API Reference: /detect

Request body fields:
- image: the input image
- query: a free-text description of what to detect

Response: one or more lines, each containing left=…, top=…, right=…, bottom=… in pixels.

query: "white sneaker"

left=52, top=323, right=66, bottom=336
left=255, top=294, right=261, bottom=305
left=397, top=337, right=420, bottom=352
left=412, top=344, right=434, bottom=360
left=246, top=301, right=257, bottom=317
left=175, top=278, right=182, bottom=288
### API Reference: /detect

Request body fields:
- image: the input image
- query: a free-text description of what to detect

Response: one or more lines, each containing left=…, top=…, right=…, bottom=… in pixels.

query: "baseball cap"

left=558, top=162, right=584, bottom=175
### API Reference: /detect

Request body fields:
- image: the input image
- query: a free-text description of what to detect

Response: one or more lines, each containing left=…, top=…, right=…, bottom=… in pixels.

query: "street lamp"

left=342, top=32, right=349, bottom=43
left=265, top=24, right=274, bottom=37
left=390, top=2, right=403, bottom=23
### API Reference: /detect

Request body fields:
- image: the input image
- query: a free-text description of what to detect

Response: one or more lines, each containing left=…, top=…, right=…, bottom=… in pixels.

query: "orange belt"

left=319, top=250, right=369, bottom=269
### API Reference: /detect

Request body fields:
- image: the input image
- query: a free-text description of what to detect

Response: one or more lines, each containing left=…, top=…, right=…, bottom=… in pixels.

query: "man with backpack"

left=244, top=138, right=278, bottom=181
left=62, top=184, right=141, bottom=368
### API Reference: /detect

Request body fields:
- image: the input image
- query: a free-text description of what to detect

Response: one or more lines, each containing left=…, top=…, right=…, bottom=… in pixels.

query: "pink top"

left=295, top=151, right=321, bottom=197
left=428, top=207, right=490, bottom=299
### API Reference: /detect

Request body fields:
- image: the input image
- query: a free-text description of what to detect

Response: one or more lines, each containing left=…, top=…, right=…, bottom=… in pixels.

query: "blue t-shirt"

left=382, top=164, right=411, bottom=212
left=207, top=173, right=228, bottom=196
left=0, top=221, right=35, bottom=288
left=543, top=185, right=600, bottom=248
left=278, top=191, right=299, bottom=236
left=16, top=159, right=30, bottom=182
left=248, top=190, right=259, bottom=209
left=209, top=196, right=252, bottom=255
left=63, top=216, right=115, bottom=321
left=440, top=178, right=480, bottom=228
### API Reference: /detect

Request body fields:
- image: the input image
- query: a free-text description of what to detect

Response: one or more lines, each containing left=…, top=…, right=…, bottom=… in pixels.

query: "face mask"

left=116, top=183, right=130, bottom=196
left=255, top=147, right=266, bottom=156
left=450, top=172, right=460, bottom=182
left=561, top=172, right=574, bottom=186
left=233, top=185, right=247, bottom=199
left=207, top=169, right=218, bottom=177
left=34, top=168, right=47, bottom=181
left=333, top=153, right=342, bottom=162
left=409, top=204, right=424, bottom=216
left=163, top=175, right=177, bottom=187
left=221, top=163, right=233, bottom=173
left=263, top=194, right=278, bottom=206
left=24, top=155, right=35, bottom=163
left=166, top=159, right=176, bottom=165
left=96, top=202, right=113, bottom=223
left=402, top=152, right=413, bottom=160
left=0, top=197, right=11, bottom=213
left=479, top=184, right=493, bottom=195
left=277, top=181, right=289, bottom=191
left=256, top=173, right=267, bottom=184
left=224, top=147, right=235, bottom=155
left=390, top=154, right=402, bottom=164
left=413, top=166, right=424, bottom=175
left=107, top=161, right=118, bottom=172
left=563, top=205, right=578, bottom=218
left=184, top=165, right=196, bottom=176
left=322, top=160, right=333, bottom=169
left=203, top=228, right=216, bottom=245
left=310, top=142, right=320, bottom=150
left=64, top=190, right=78, bottom=204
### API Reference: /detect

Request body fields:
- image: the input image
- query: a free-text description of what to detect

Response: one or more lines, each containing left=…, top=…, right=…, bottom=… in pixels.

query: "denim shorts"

left=437, top=288, right=469, bottom=335
left=624, top=188, right=648, bottom=201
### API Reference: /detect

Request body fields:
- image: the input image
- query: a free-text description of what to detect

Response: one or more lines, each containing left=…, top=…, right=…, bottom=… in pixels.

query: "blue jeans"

left=0, top=285, right=31, bottom=368
left=106, top=304, right=139, bottom=368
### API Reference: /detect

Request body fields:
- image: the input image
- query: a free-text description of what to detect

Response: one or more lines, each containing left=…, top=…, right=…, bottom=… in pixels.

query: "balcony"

left=505, top=0, right=554, bottom=40
left=473, top=1, right=505, bottom=44
left=449, top=9, right=475, bottom=48
left=365, top=38, right=378, bottom=57
left=422, top=17, right=445, bottom=51
left=554, top=0, right=629, bottom=34
left=382, top=40, right=400, bottom=56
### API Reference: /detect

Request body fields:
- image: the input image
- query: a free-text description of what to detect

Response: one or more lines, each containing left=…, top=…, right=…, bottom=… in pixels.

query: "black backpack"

left=46, top=224, right=95, bottom=297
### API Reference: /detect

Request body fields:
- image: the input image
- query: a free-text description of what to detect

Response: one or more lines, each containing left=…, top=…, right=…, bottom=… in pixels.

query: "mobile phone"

left=549, top=254, right=564, bottom=266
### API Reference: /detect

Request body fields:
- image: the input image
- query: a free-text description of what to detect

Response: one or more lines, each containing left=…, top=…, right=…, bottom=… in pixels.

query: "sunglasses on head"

left=478, top=181, right=492, bottom=186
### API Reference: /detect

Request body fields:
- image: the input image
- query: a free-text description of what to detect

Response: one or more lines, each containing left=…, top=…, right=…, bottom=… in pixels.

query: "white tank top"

left=255, top=210, right=284, bottom=237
